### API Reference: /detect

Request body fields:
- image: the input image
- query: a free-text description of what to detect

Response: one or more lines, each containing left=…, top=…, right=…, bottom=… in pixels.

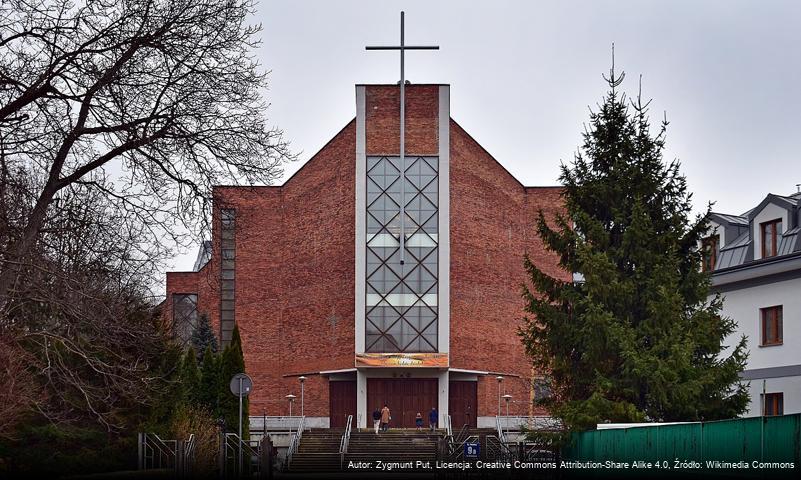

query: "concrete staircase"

left=287, top=429, right=444, bottom=474
left=344, top=430, right=441, bottom=471
left=286, top=428, right=343, bottom=473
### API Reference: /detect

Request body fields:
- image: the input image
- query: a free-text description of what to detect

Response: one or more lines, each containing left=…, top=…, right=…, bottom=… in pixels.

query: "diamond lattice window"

left=365, top=156, right=438, bottom=352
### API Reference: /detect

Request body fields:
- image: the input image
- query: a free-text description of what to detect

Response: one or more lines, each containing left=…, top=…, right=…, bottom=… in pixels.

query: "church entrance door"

left=366, top=378, right=438, bottom=428
left=448, top=381, right=477, bottom=428
left=329, top=380, right=356, bottom=429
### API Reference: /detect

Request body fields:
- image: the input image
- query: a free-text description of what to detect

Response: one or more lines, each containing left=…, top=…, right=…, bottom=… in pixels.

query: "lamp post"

left=502, top=394, right=512, bottom=436
left=299, top=376, right=306, bottom=417
left=286, top=394, right=296, bottom=417
left=495, top=376, right=504, bottom=417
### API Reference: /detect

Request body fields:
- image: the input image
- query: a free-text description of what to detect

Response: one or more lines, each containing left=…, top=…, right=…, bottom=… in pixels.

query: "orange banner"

left=355, top=352, right=449, bottom=368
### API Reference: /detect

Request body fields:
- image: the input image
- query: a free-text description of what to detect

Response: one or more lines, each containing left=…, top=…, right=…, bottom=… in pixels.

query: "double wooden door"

left=366, top=378, right=438, bottom=428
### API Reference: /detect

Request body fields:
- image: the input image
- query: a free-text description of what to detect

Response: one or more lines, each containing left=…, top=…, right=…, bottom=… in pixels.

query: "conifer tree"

left=191, top=313, right=218, bottom=357
left=198, top=346, right=221, bottom=417
left=520, top=58, right=749, bottom=431
left=180, top=348, right=201, bottom=406
left=219, top=325, right=248, bottom=437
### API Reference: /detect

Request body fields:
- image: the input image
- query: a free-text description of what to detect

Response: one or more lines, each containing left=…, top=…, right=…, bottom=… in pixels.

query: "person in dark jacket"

left=429, top=407, right=438, bottom=431
left=372, top=408, right=381, bottom=434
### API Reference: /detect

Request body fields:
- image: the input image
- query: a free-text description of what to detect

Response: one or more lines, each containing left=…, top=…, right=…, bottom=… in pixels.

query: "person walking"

left=429, top=407, right=438, bottom=431
left=380, top=404, right=391, bottom=432
left=415, top=412, right=423, bottom=431
left=372, top=407, right=381, bottom=434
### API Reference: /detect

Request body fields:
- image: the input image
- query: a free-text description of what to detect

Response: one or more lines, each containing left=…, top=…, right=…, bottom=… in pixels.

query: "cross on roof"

left=366, top=12, right=438, bottom=264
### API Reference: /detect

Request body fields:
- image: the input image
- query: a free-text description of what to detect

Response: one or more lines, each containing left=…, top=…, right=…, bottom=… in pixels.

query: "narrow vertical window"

left=762, top=392, right=784, bottom=416
left=760, top=305, right=783, bottom=346
left=760, top=219, right=782, bottom=258
left=702, top=235, right=719, bottom=272
left=173, top=294, right=198, bottom=345
left=220, top=208, right=236, bottom=346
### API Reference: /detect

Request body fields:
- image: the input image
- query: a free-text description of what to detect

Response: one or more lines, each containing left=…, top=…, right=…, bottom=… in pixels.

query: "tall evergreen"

left=219, top=325, right=248, bottom=437
left=180, top=348, right=201, bottom=405
left=191, top=313, right=218, bottom=357
left=520, top=60, right=749, bottom=431
left=198, top=346, right=221, bottom=417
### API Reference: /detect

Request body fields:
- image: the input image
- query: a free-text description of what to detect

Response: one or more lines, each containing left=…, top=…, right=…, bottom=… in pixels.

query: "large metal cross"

left=366, top=11, right=438, bottom=264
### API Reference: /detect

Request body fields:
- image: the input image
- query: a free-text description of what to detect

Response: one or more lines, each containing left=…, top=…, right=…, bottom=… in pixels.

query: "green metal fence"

left=561, top=414, right=800, bottom=477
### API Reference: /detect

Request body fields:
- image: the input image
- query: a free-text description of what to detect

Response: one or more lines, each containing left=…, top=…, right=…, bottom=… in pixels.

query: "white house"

left=707, top=191, right=801, bottom=417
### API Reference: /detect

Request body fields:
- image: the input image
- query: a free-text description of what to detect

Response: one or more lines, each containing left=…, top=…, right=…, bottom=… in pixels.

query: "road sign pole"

left=238, top=376, right=243, bottom=475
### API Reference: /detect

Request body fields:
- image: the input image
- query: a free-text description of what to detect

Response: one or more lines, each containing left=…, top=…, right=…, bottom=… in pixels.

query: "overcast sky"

left=168, top=0, right=801, bottom=272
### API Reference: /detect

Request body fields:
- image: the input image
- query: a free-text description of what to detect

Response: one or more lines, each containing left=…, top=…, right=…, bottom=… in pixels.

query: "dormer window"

left=702, top=235, right=719, bottom=272
left=760, top=219, right=782, bottom=258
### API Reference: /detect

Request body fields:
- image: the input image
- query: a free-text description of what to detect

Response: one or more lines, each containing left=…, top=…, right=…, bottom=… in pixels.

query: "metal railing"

left=222, top=433, right=262, bottom=478
left=444, top=414, right=453, bottom=438
left=285, top=415, right=305, bottom=469
left=339, top=414, right=354, bottom=467
left=138, top=432, right=195, bottom=476
left=495, top=415, right=507, bottom=443
left=496, top=415, right=562, bottom=432
left=252, top=415, right=307, bottom=436
left=138, top=433, right=177, bottom=470
left=485, top=435, right=515, bottom=462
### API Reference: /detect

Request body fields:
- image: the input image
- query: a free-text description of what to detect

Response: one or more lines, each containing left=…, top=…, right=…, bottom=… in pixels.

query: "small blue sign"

left=464, top=442, right=480, bottom=459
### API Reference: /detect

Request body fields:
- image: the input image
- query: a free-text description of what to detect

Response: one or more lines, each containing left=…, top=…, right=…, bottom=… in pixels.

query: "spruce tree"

left=219, top=325, right=248, bottom=437
left=520, top=60, right=749, bottom=431
left=191, top=313, right=218, bottom=357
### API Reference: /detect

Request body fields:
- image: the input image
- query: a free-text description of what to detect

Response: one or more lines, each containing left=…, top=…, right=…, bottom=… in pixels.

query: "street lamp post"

left=502, top=394, right=512, bottom=436
left=286, top=394, right=296, bottom=417
left=495, top=376, right=503, bottom=417
left=299, top=376, right=306, bottom=417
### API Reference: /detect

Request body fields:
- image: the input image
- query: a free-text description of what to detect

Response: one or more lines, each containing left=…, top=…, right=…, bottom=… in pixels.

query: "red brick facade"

left=449, top=121, right=567, bottom=417
left=164, top=84, right=567, bottom=422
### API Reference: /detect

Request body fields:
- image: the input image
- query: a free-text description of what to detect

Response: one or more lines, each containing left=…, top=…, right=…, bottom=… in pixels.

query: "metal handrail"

left=496, top=415, right=506, bottom=443
left=139, top=433, right=177, bottom=470
left=486, top=434, right=515, bottom=462
left=223, top=433, right=262, bottom=477
left=445, top=414, right=453, bottom=439
left=285, top=415, right=305, bottom=468
left=447, top=434, right=479, bottom=461
left=339, top=414, right=354, bottom=467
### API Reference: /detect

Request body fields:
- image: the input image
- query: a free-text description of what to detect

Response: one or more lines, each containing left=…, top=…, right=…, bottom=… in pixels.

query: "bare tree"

left=0, top=0, right=292, bottom=307
left=1, top=166, right=176, bottom=429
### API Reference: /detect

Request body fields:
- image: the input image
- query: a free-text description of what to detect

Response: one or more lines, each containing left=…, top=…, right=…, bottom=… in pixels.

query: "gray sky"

left=168, top=0, right=801, bottom=272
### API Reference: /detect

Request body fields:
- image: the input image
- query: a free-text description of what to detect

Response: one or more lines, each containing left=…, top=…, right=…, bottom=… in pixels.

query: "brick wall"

left=448, top=120, right=567, bottom=417
left=366, top=84, right=439, bottom=155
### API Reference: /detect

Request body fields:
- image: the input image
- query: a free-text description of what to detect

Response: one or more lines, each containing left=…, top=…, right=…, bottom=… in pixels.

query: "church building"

left=164, top=82, right=567, bottom=430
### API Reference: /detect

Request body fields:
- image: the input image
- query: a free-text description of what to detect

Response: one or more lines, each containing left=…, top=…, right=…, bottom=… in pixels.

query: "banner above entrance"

left=355, top=352, right=448, bottom=368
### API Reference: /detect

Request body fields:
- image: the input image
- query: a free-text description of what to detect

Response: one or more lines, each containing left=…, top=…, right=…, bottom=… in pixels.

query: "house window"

left=702, top=235, right=719, bottom=272
left=760, top=306, right=783, bottom=346
left=761, top=219, right=782, bottom=258
left=762, top=392, right=784, bottom=416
